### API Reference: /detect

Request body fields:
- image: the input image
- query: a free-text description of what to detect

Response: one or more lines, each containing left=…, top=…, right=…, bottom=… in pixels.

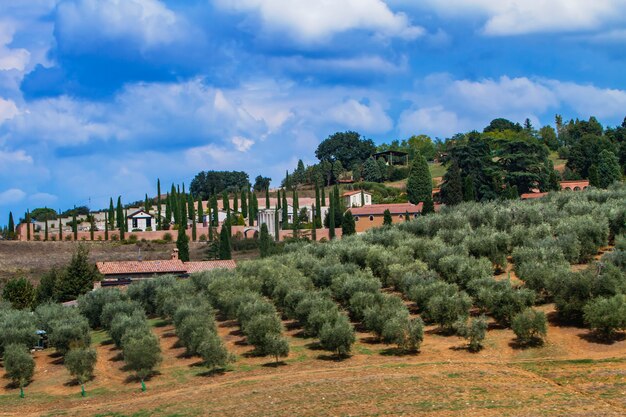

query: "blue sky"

left=2, top=0, right=626, bottom=224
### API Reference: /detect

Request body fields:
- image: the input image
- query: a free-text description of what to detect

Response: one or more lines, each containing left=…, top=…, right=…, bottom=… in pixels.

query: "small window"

left=414, top=214, right=418, bottom=218
left=369, top=215, right=374, bottom=221
left=132, top=219, right=138, bottom=228
left=354, top=216, right=359, bottom=222
left=146, top=218, right=152, bottom=227
left=399, top=214, right=403, bottom=219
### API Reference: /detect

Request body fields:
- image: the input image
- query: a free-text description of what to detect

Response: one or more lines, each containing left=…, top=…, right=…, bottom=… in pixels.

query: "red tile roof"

left=349, top=203, right=423, bottom=216
left=96, top=259, right=237, bottom=276
left=342, top=190, right=370, bottom=197
left=97, top=260, right=187, bottom=275
left=184, top=260, right=237, bottom=273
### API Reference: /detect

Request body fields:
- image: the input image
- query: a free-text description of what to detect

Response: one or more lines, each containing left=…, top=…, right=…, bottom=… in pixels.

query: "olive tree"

left=511, top=309, right=547, bottom=346
left=122, top=329, right=162, bottom=391
left=583, top=295, right=626, bottom=339
left=3, top=343, right=34, bottom=398
left=198, top=332, right=232, bottom=372
left=454, top=316, right=488, bottom=352
left=65, top=347, right=97, bottom=396
left=319, top=314, right=355, bottom=357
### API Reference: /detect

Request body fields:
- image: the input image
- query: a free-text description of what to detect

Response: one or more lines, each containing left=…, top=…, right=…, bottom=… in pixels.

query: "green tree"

left=176, top=225, right=190, bottom=262
left=65, top=347, right=97, bottom=397
left=219, top=225, right=232, bottom=260
left=315, top=131, right=376, bottom=171
left=240, top=189, right=248, bottom=218
left=7, top=211, right=14, bottom=239
left=319, top=315, right=355, bottom=357
left=122, top=330, right=162, bottom=391
left=198, top=331, right=231, bottom=371
left=383, top=209, right=392, bottom=226
left=156, top=179, right=161, bottom=230
left=589, top=164, right=600, bottom=187
left=511, top=309, right=547, bottom=346
left=233, top=192, right=238, bottom=213
left=264, top=333, right=289, bottom=363
left=116, top=197, right=123, bottom=230
left=341, top=210, right=356, bottom=236
left=58, top=216, right=63, bottom=241
left=36, top=269, right=61, bottom=305
left=281, top=189, right=288, bottom=226
left=454, top=316, right=488, bottom=352
left=407, top=152, right=432, bottom=204
left=463, top=176, right=476, bottom=202
left=583, top=295, right=626, bottom=339
left=108, top=198, right=115, bottom=229
left=72, top=208, right=78, bottom=241
left=3, top=344, right=34, bottom=398
left=597, top=149, right=622, bottom=188
left=441, top=160, right=463, bottom=206
left=29, top=207, right=57, bottom=222
left=25, top=211, right=31, bottom=241
left=2, top=278, right=35, bottom=310
left=497, top=137, right=551, bottom=194
left=407, top=134, right=436, bottom=161
left=539, top=125, right=559, bottom=151
left=328, top=194, right=336, bottom=239
left=362, top=157, right=382, bottom=182
left=259, top=223, right=271, bottom=258
left=54, top=245, right=101, bottom=302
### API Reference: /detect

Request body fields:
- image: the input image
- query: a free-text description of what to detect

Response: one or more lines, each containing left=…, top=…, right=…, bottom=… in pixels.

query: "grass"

left=428, top=162, right=447, bottom=178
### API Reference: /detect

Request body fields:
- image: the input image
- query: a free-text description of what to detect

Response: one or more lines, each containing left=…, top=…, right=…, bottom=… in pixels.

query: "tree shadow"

left=109, top=352, right=124, bottom=362
left=546, top=311, right=583, bottom=328
left=196, top=368, right=227, bottom=377
left=508, top=338, right=545, bottom=350
left=379, top=347, right=417, bottom=356
left=317, top=353, right=351, bottom=362
left=262, top=361, right=287, bottom=368
left=123, top=370, right=161, bottom=384
left=218, top=318, right=238, bottom=328
left=176, top=350, right=194, bottom=359
left=304, top=341, right=324, bottom=351
left=100, top=339, right=114, bottom=346
left=152, top=320, right=170, bottom=328
left=577, top=331, right=626, bottom=345
left=51, top=356, right=65, bottom=365
left=161, top=331, right=177, bottom=339
left=290, top=329, right=309, bottom=339
left=229, top=329, right=243, bottom=337
left=63, top=375, right=95, bottom=387
left=48, top=351, right=63, bottom=359
left=284, top=321, right=301, bottom=331
left=360, top=336, right=381, bottom=345
left=234, top=339, right=249, bottom=347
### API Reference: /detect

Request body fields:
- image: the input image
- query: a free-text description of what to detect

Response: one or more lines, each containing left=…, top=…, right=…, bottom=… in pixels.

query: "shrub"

left=110, top=234, right=119, bottom=241
left=2, top=278, right=35, bottom=310
left=583, top=295, right=626, bottom=339
left=3, top=343, right=34, bottom=395
left=121, top=328, right=162, bottom=390
left=100, top=300, right=143, bottom=330
left=425, top=290, right=472, bottom=331
left=163, top=233, right=173, bottom=242
left=319, top=314, right=355, bottom=357
left=48, top=314, right=91, bottom=355
left=198, top=331, right=232, bottom=370
left=511, top=309, right=547, bottom=346
left=78, top=288, right=127, bottom=328
left=454, top=315, right=488, bottom=352
left=0, top=309, right=38, bottom=355
left=65, top=347, right=97, bottom=395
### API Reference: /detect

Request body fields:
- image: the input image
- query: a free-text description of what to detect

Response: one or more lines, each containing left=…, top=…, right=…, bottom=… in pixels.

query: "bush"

left=3, top=343, right=34, bottom=392
left=425, top=290, right=472, bottom=331
left=163, top=233, right=173, bottom=242
left=2, top=278, right=35, bottom=310
left=583, top=295, right=626, bottom=339
left=65, top=347, right=97, bottom=393
left=511, top=309, right=547, bottom=346
left=454, top=316, right=488, bottom=352
left=198, top=331, right=232, bottom=370
left=0, top=309, right=38, bottom=355
left=78, top=288, right=127, bottom=328
left=110, top=234, right=119, bottom=241
left=319, top=314, right=355, bottom=357
left=48, top=314, right=91, bottom=355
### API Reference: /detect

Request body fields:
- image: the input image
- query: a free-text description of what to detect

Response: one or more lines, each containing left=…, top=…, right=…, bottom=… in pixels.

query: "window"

left=354, top=216, right=359, bottom=222
left=414, top=214, right=418, bottom=218
left=369, top=215, right=374, bottom=221
left=132, top=219, right=138, bottom=228
left=399, top=214, right=403, bottom=219
left=146, top=218, right=152, bottom=228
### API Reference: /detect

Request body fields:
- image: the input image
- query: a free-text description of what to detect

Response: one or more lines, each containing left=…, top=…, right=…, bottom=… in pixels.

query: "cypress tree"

left=597, top=149, right=622, bottom=188
left=186, top=193, right=193, bottom=221
left=165, top=193, right=171, bottom=227
left=45, top=217, right=49, bottom=241
left=311, top=204, right=317, bottom=241
left=259, top=223, right=270, bottom=258
left=405, top=210, right=410, bottom=222
left=341, top=210, right=356, bottom=236
left=328, top=194, right=335, bottom=239
left=241, top=189, right=248, bottom=218
left=292, top=189, right=299, bottom=219
left=251, top=193, right=259, bottom=226
left=25, top=211, right=30, bottom=241
left=72, top=207, right=78, bottom=241
left=360, top=190, right=365, bottom=206
left=176, top=224, right=190, bottom=262
left=219, top=224, right=231, bottom=260
left=233, top=192, right=238, bottom=213
left=104, top=213, right=109, bottom=241
left=441, top=160, right=463, bottom=206
left=274, top=208, right=280, bottom=242
left=333, top=185, right=342, bottom=227
left=191, top=198, right=197, bottom=241
left=463, top=176, right=476, bottom=202
left=265, top=188, right=270, bottom=209
left=89, top=216, right=95, bottom=241
left=589, top=164, right=600, bottom=187
left=422, top=197, right=435, bottom=215
left=59, top=215, right=63, bottom=241
left=315, top=182, right=321, bottom=212
left=383, top=209, right=392, bottom=226
left=144, top=194, right=150, bottom=213
left=211, top=196, right=218, bottom=226
left=157, top=179, right=162, bottom=230
left=171, top=185, right=179, bottom=225
left=116, top=197, right=123, bottom=229
left=277, top=190, right=281, bottom=210
left=119, top=210, right=125, bottom=240
left=321, top=186, right=326, bottom=207
left=222, top=192, right=230, bottom=213
left=108, top=198, right=115, bottom=229
left=281, top=189, right=288, bottom=226
left=407, top=152, right=432, bottom=205
left=197, top=196, right=204, bottom=225
left=179, top=194, right=188, bottom=228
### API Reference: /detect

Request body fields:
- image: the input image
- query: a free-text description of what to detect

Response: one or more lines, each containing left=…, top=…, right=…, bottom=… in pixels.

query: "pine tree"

left=383, top=209, right=392, bottom=226
left=441, top=160, right=463, bottom=206
left=219, top=224, right=232, bottom=260
left=7, top=211, right=15, bottom=239
left=265, top=187, right=270, bottom=209
left=597, top=149, right=622, bottom=188
left=463, top=176, right=476, bottom=202
left=104, top=213, right=109, bottom=240
left=157, top=179, right=162, bottom=230
left=241, top=189, right=248, bottom=218
left=25, top=211, right=30, bottom=241
left=176, top=224, right=190, bottom=262
left=407, top=152, right=432, bottom=205
left=55, top=245, right=99, bottom=301
left=108, top=198, right=115, bottom=229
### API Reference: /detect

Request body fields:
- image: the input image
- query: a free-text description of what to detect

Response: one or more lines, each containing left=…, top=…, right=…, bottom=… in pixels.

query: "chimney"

left=171, top=248, right=179, bottom=260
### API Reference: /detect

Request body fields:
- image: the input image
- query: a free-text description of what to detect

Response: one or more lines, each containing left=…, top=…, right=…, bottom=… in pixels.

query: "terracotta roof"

left=342, top=190, right=370, bottom=197
left=521, top=192, right=548, bottom=200
left=184, top=260, right=237, bottom=273
left=97, top=259, right=187, bottom=275
left=349, top=203, right=423, bottom=216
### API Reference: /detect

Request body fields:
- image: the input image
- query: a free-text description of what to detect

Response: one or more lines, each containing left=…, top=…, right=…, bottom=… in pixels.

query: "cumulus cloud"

left=215, top=0, right=424, bottom=42
left=55, top=0, right=188, bottom=51
left=327, top=99, right=393, bottom=133
left=0, top=149, right=33, bottom=165
left=0, top=22, right=30, bottom=71
left=410, top=0, right=626, bottom=36
left=0, top=98, right=19, bottom=123
left=0, top=188, right=26, bottom=205
left=231, top=136, right=255, bottom=152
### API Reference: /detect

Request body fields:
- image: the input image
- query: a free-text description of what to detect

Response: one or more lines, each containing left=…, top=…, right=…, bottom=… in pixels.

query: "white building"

left=342, top=190, right=372, bottom=208
left=127, top=210, right=154, bottom=231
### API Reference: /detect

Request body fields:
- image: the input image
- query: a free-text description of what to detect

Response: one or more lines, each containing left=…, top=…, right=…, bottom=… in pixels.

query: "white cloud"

left=398, top=106, right=464, bottom=137
left=0, top=22, right=30, bottom=71
left=0, top=188, right=26, bottom=205
left=29, top=192, right=57, bottom=205
left=0, top=98, right=19, bottom=123
left=327, top=99, right=393, bottom=133
left=56, top=0, right=187, bottom=51
left=231, top=136, right=255, bottom=152
left=410, top=0, right=626, bottom=36
left=215, top=0, right=424, bottom=42
left=548, top=81, right=626, bottom=119
left=0, top=149, right=32, bottom=165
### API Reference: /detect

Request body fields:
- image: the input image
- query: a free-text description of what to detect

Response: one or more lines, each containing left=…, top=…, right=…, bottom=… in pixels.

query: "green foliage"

left=78, top=288, right=127, bottom=328
left=198, top=331, right=232, bottom=370
left=597, top=149, right=622, bottom=188
left=3, top=343, right=34, bottom=389
left=511, top=309, right=547, bottom=346
left=48, top=313, right=91, bottom=355
left=454, top=315, right=488, bottom=352
left=65, top=347, right=97, bottom=385
left=316, top=131, right=376, bottom=176
left=55, top=245, right=101, bottom=303
left=440, top=160, right=463, bottom=206
left=219, top=225, right=232, bottom=260
left=341, top=210, right=356, bottom=236
left=319, top=314, right=355, bottom=357
left=362, top=157, right=382, bottom=183
left=0, top=309, right=38, bottom=355
left=2, top=278, right=35, bottom=310
left=383, top=209, right=392, bottom=226
left=189, top=170, right=250, bottom=200
left=583, top=294, right=626, bottom=339
left=407, top=152, right=432, bottom=204
left=176, top=225, right=190, bottom=262
left=122, top=328, right=162, bottom=382
left=259, top=223, right=271, bottom=258
left=426, top=290, right=472, bottom=331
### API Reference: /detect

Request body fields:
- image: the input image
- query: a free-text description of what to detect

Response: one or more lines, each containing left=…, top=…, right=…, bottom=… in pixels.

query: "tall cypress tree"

left=144, top=194, right=150, bottom=213
left=248, top=193, right=255, bottom=226
left=277, top=190, right=281, bottom=210
left=597, top=149, right=622, bottom=188
left=407, top=152, right=432, bottom=205
left=222, top=192, right=230, bottom=213
left=292, top=189, right=299, bottom=219
left=197, top=196, right=204, bottom=225
left=259, top=223, right=270, bottom=258
left=341, top=210, right=355, bottom=236
left=190, top=197, right=197, bottom=241
left=233, top=192, right=238, bottom=213
left=171, top=185, right=179, bottom=225
left=265, top=188, right=270, bottom=209
left=274, top=208, right=280, bottom=242
left=240, top=189, right=248, bottom=218
left=281, top=189, right=288, bottom=226
left=89, top=216, right=94, bottom=241
left=440, top=160, right=463, bottom=206
left=176, top=224, right=190, bottom=262
left=328, top=194, right=335, bottom=239
left=311, top=204, right=317, bottom=241
left=72, top=208, right=78, bottom=241
left=321, top=186, right=326, bottom=207
left=45, top=217, right=49, bottom=241
left=157, top=179, right=162, bottom=230
left=187, top=193, right=193, bottom=221
left=315, top=182, right=321, bottom=211
left=463, top=176, right=476, bottom=202
left=108, top=198, right=115, bottom=229
left=360, top=190, right=365, bottom=206
left=7, top=212, right=14, bottom=239
left=104, top=213, right=109, bottom=241
left=211, top=196, right=218, bottom=226
left=25, top=211, right=30, bottom=241
left=179, top=194, right=187, bottom=229
left=165, top=193, right=171, bottom=226
left=219, top=224, right=232, bottom=260
left=116, top=197, right=123, bottom=230
left=58, top=215, right=63, bottom=241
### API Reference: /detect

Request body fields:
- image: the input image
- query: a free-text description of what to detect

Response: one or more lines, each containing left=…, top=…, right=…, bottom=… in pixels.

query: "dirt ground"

left=0, top=241, right=257, bottom=284
left=1, top=302, right=625, bottom=417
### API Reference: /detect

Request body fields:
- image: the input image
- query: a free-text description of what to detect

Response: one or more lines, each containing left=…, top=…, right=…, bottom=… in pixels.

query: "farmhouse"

left=349, top=203, right=424, bottom=233
left=342, top=190, right=372, bottom=208
left=127, top=210, right=154, bottom=232
left=95, top=249, right=236, bottom=287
